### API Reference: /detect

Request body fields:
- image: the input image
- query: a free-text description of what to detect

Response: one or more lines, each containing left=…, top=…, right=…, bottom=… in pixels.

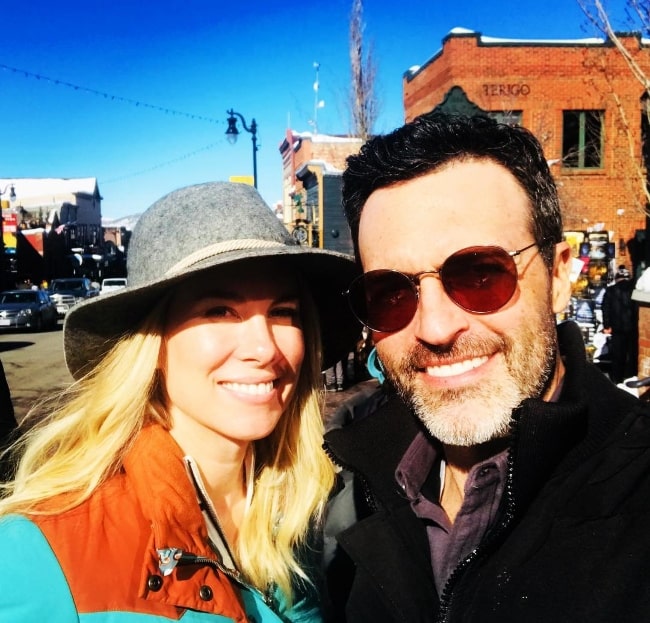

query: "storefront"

left=561, top=230, right=616, bottom=355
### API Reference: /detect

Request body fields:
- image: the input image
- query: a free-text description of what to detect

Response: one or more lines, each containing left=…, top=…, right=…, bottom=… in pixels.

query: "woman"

left=0, top=182, right=360, bottom=622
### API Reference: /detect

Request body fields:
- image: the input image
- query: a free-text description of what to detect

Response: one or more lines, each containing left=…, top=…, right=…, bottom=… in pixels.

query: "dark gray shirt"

left=395, top=432, right=508, bottom=595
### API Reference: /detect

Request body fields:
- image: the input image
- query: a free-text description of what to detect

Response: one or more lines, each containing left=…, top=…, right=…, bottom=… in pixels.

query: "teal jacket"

left=0, top=425, right=321, bottom=622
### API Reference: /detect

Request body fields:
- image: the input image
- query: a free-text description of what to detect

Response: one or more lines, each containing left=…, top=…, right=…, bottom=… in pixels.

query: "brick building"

left=403, top=28, right=650, bottom=375
left=278, top=130, right=362, bottom=253
left=404, top=28, right=650, bottom=268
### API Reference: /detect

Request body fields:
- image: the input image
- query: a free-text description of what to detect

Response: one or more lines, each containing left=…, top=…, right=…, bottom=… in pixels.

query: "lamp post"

left=225, top=109, right=258, bottom=189
left=0, top=184, right=16, bottom=291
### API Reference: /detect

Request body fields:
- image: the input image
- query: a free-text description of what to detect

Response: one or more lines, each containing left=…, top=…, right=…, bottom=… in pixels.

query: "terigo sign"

left=482, top=84, right=531, bottom=96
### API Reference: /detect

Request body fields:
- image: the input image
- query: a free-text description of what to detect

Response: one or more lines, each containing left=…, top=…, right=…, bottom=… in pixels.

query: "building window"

left=488, top=111, right=522, bottom=126
left=562, top=110, right=604, bottom=169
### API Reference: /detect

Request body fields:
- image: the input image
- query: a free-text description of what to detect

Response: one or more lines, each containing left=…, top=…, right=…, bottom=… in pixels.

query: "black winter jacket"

left=323, top=321, right=650, bottom=622
left=601, top=279, right=637, bottom=334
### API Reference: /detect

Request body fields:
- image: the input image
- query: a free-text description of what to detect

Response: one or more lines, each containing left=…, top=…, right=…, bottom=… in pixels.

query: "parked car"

left=100, top=277, right=127, bottom=295
left=0, top=289, right=58, bottom=331
left=48, top=277, right=99, bottom=317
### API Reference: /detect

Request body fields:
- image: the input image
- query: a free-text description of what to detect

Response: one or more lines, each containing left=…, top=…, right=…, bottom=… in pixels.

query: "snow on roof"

left=406, top=27, right=647, bottom=80
left=296, top=159, right=343, bottom=174
left=447, top=26, right=606, bottom=45
left=0, top=177, right=100, bottom=202
left=449, top=27, right=475, bottom=35
left=480, top=34, right=606, bottom=45
left=102, top=214, right=140, bottom=230
left=290, top=130, right=363, bottom=144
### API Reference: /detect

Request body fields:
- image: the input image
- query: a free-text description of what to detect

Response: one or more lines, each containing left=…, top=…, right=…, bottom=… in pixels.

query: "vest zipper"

left=157, top=547, right=276, bottom=609
left=181, top=457, right=279, bottom=613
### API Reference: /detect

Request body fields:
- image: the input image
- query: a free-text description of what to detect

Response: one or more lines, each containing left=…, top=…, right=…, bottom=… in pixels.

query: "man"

left=323, top=113, right=650, bottom=622
left=601, top=265, right=638, bottom=383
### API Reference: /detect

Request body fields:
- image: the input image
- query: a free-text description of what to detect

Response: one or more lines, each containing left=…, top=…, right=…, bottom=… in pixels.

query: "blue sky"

left=0, top=0, right=633, bottom=219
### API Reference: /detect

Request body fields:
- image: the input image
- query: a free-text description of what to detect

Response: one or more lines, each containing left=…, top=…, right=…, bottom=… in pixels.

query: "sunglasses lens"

left=347, top=270, right=418, bottom=332
left=442, top=246, right=518, bottom=313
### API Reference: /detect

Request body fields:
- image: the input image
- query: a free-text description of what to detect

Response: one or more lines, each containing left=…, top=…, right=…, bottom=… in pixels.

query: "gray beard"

left=381, top=316, right=557, bottom=447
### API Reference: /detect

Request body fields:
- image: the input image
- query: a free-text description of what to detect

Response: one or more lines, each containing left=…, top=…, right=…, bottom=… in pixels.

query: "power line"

left=101, top=141, right=224, bottom=184
left=0, top=62, right=223, bottom=124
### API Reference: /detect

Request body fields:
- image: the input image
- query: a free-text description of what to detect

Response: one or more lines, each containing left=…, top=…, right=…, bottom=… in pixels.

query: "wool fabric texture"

left=64, top=182, right=360, bottom=378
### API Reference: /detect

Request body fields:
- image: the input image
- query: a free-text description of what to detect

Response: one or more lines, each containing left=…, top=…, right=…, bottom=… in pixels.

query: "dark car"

left=49, top=277, right=99, bottom=317
left=0, top=289, right=58, bottom=331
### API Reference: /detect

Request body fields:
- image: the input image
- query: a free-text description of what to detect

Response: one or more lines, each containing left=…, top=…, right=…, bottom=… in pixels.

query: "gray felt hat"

left=64, top=182, right=360, bottom=379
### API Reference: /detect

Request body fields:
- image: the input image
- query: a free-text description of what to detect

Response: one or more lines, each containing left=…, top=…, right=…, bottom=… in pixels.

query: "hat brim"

left=64, top=246, right=361, bottom=379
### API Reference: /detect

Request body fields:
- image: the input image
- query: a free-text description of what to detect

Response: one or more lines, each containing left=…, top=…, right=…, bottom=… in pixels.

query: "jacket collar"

left=122, top=424, right=247, bottom=617
left=511, top=321, right=640, bottom=509
left=325, top=321, right=639, bottom=513
left=123, top=425, right=210, bottom=554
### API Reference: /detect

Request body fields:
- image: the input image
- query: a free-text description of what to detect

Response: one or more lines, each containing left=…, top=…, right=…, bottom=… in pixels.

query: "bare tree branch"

left=349, top=0, right=379, bottom=139
left=580, top=0, right=650, bottom=90
left=578, top=0, right=650, bottom=215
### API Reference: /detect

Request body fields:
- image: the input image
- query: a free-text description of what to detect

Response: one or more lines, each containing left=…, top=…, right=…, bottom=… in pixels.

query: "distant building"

left=279, top=130, right=363, bottom=253
left=0, top=177, right=111, bottom=285
left=1, top=177, right=102, bottom=250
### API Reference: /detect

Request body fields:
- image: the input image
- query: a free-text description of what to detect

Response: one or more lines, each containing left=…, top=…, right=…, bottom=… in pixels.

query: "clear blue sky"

left=0, top=0, right=632, bottom=219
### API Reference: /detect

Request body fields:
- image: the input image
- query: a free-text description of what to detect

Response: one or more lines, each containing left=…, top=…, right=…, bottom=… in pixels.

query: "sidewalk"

left=324, top=378, right=380, bottom=422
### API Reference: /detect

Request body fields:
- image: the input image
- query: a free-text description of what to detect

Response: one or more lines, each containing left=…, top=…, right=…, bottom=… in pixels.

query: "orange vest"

left=32, top=425, right=249, bottom=620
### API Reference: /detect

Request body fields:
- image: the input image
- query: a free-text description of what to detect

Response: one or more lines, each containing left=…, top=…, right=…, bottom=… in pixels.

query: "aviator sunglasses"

left=344, top=241, right=544, bottom=333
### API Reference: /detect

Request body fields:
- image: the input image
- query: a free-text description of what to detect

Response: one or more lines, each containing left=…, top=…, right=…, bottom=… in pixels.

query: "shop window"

left=562, top=110, right=604, bottom=169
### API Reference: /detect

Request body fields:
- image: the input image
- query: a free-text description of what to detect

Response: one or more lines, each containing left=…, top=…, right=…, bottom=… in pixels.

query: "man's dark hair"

left=342, top=112, right=563, bottom=268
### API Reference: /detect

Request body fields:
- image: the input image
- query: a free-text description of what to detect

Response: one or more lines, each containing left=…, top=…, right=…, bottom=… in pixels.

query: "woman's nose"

left=236, top=317, right=278, bottom=362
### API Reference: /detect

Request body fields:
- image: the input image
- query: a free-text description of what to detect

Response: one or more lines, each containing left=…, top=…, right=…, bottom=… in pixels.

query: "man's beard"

left=378, top=312, right=558, bottom=447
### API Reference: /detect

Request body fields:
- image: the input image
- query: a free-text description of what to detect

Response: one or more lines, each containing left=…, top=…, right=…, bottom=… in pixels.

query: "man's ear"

left=551, top=241, right=573, bottom=314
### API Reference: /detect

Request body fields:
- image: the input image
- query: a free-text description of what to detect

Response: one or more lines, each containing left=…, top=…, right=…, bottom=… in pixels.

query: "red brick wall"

left=279, top=132, right=363, bottom=232
left=637, top=303, right=650, bottom=380
left=403, top=32, right=650, bottom=248
left=292, top=138, right=362, bottom=172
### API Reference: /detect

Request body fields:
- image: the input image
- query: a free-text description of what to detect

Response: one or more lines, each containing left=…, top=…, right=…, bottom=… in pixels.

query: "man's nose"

left=412, top=275, right=470, bottom=345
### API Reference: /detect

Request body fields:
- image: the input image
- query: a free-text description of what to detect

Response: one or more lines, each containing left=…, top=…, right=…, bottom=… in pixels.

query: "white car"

left=100, top=278, right=127, bottom=295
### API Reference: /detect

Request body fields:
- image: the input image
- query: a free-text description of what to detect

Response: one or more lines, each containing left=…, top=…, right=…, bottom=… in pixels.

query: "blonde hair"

left=0, top=284, right=335, bottom=604
left=237, top=289, right=335, bottom=600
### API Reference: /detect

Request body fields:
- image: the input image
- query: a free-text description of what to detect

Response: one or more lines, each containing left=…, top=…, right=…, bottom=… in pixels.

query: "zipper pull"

left=157, top=547, right=184, bottom=576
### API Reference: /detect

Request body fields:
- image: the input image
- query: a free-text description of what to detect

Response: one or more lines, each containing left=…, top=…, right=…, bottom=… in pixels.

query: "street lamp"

left=0, top=184, right=16, bottom=291
left=225, top=109, right=258, bottom=189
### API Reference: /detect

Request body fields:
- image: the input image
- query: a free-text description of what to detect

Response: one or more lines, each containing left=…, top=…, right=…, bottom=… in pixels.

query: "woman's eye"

left=270, top=306, right=300, bottom=320
left=204, top=306, right=233, bottom=318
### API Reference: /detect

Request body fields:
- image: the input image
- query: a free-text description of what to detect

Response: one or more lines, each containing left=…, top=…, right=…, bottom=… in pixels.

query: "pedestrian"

left=0, top=358, right=16, bottom=434
left=0, top=358, right=18, bottom=480
left=352, top=328, right=373, bottom=383
left=0, top=182, right=359, bottom=622
left=601, top=265, right=638, bottom=383
left=323, top=112, right=650, bottom=621
left=324, top=359, right=345, bottom=392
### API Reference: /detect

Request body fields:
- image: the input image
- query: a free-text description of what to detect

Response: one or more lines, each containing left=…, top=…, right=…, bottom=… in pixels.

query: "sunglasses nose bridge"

left=409, top=268, right=474, bottom=342
left=409, top=270, right=443, bottom=307
left=411, top=269, right=441, bottom=286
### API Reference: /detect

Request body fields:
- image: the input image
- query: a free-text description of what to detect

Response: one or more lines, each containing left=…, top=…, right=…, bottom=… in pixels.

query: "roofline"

left=404, top=28, right=647, bottom=82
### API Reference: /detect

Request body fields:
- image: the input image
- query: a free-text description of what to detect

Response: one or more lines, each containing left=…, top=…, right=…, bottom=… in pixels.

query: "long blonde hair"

left=0, top=284, right=335, bottom=603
